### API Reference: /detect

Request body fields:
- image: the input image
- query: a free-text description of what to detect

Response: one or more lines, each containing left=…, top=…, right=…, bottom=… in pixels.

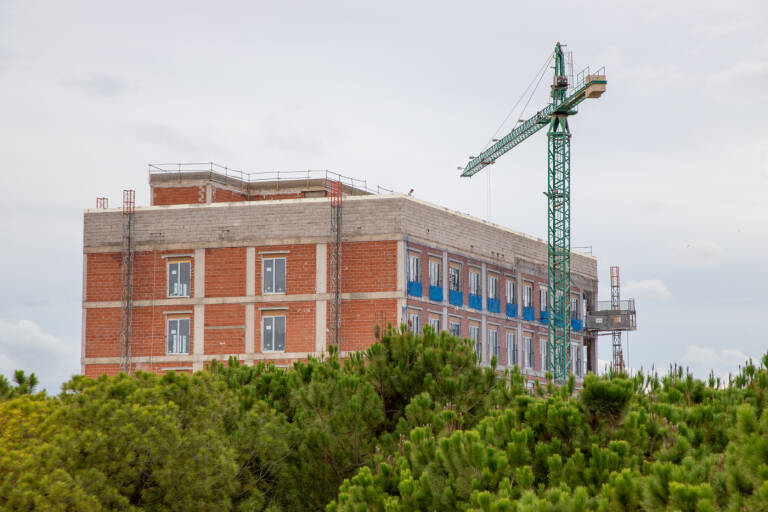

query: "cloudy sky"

left=1, top=1, right=766, bottom=393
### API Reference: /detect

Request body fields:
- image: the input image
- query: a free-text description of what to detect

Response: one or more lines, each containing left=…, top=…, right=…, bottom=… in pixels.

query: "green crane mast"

left=460, top=43, right=606, bottom=382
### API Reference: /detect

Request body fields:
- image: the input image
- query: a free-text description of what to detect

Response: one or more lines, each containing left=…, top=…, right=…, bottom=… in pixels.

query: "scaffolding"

left=119, top=190, right=136, bottom=374
left=328, top=181, right=342, bottom=347
left=610, top=266, right=624, bottom=373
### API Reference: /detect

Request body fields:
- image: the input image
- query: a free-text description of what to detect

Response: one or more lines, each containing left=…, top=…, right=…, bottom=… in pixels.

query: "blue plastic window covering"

left=469, top=294, right=482, bottom=310
left=449, top=290, right=463, bottom=307
left=407, top=281, right=422, bottom=297
left=571, top=318, right=583, bottom=332
left=429, top=285, right=443, bottom=302
left=506, top=302, right=518, bottom=318
left=487, top=297, right=501, bottom=314
left=539, top=311, right=549, bottom=324
left=523, top=306, right=535, bottom=322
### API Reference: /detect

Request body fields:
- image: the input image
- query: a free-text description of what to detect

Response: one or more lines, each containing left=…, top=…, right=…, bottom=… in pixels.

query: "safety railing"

left=148, top=162, right=397, bottom=196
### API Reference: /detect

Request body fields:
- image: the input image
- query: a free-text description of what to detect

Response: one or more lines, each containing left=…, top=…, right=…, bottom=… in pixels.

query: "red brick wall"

left=86, top=253, right=122, bottom=302
left=338, top=299, right=397, bottom=352
left=255, top=245, right=316, bottom=296
left=85, top=304, right=194, bottom=358
left=205, top=247, right=246, bottom=297
left=333, top=241, right=398, bottom=293
left=254, top=301, right=315, bottom=353
left=84, top=364, right=121, bottom=378
left=152, top=185, right=205, bottom=206
left=212, top=186, right=248, bottom=203
left=204, top=304, right=246, bottom=355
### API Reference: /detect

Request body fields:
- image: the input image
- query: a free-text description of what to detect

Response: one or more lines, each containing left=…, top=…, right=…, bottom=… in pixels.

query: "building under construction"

left=81, top=163, right=634, bottom=384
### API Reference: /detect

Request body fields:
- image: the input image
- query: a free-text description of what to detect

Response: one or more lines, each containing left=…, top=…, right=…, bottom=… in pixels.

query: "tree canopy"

left=1, top=327, right=766, bottom=511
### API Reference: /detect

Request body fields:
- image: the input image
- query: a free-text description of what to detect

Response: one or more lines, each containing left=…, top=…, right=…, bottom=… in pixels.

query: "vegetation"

left=1, top=327, right=766, bottom=511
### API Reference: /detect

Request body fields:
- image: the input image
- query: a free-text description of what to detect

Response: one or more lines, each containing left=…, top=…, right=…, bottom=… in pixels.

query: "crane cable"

left=481, top=50, right=555, bottom=152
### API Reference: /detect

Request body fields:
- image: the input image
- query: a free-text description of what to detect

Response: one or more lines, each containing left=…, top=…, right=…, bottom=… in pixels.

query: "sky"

left=0, top=0, right=766, bottom=393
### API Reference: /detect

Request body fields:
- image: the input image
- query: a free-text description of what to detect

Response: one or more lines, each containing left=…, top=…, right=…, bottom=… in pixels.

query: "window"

left=524, top=335, right=533, bottom=368
left=408, top=254, right=420, bottom=282
left=429, top=317, right=440, bottom=332
left=449, top=320, right=460, bottom=336
left=576, top=345, right=584, bottom=377
left=540, top=340, right=548, bottom=371
left=449, top=266, right=461, bottom=291
left=570, top=295, right=579, bottom=319
left=167, top=317, right=190, bottom=354
left=469, top=325, right=480, bottom=360
left=409, top=313, right=420, bottom=333
left=488, top=274, right=499, bottom=299
left=507, top=332, right=517, bottom=366
left=469, top=270, right=480, bottom=295
left=523, top=284, right=533, bottom=307
left=263, top=258, right=286, bottom=294
left=429, top=260, right=441, bottom=287
left=506, top=279, right=516, bottom=304
left=167, top=260, right=191, bottom=297
left=488, top=329, right=499, bottom=361
left=540, top=288, right=548, bottom=312
left=262, top=315, right=286, bottom=352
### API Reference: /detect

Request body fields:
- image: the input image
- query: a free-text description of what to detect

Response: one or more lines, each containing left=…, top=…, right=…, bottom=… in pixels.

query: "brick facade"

left=83, top=172, right=599, bottom=381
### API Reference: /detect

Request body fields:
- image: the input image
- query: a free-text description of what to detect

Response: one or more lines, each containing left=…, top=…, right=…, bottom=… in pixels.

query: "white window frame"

left=469, top=270, right=481, bottom=296
left=469, top=325, right=481, bottom=360
left=449, top=266, right=461, bottom=291
left=449, top=320, right=460, bottom=336
left=570, top=295, right=579, bottom=319
left=429, top=260, right=441, bottom=287
left=540, top=339, right=548, bottom=371
left=540, top=288, right=547, bottom=312
left=167, top=260, right=191, bottom=298
left=262, top=315, right=286, bottom=352
left=408, top=254, right=420, bottom=282
left=506, top=280, right=516, bottom=304
left=506, top=332, right=517, bottom=367
left=577, top=344, right=584, bottom=377
left=523, top=284, right=533, bottom=308
left=263, top=257, right=286, bottom=294
left=166, top=317, right=190, bottom=354
left=428, top=317, right=440, bottom=332
left=524, top=335, right=533, bottom=368
left=488, top=274, right=499, bottom=300
left=488, top=328, right=499, bottom=361
left=409, top=313, right=420, bottom=333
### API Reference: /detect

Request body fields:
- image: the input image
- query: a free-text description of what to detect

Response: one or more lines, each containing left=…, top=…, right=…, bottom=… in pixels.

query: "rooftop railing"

left=148, top=162, right=397, bottom=195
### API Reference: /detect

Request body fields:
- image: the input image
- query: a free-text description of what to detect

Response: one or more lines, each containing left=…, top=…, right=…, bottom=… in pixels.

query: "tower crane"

left=459, top=43, right=606, bottom=382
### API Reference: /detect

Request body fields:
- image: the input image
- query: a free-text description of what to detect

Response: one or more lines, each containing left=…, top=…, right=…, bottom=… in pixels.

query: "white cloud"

left=680, top=344, right=750, bottom=379
left=622, top=279, right=672, bottom=300
left=0, top=319, right=79, bottom=394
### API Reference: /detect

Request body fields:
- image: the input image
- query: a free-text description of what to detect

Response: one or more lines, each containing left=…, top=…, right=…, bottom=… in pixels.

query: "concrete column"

left=442, top=251, right=448, bottom=305
left=315, top=243, right=328, bottom=353
left=205, top=183, right=213, bottom=204
left=246, top=247, right=256, bottom=297
left=481, top=263, right=487, bottom=363
left=396, top=239, right=406, bottom=326
left=442, top=306, right=448, bottom=333
left=245, top=305, right=255, bottom=354
left=193, top=248, right=205, bottom=356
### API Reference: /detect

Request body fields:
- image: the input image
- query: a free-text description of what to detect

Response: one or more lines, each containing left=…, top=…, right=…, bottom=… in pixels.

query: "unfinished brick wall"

left=254, top=301, right=315, bottom=354
left=333, top=241, right=398, bottom=293
left=204, top=303, right=246, bottom=355
left=152, top=185, right=206, bottom=206
left=205, top=247, right=246, bottom=297
left=337, top=299, right=398, bottom=351
left=255, top=244, right=316, bottom=296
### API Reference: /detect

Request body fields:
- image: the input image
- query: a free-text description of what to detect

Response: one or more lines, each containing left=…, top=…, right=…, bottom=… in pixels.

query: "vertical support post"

left=547, top=113, right=572, bottom=383
left=610, top=265, right=623, bottom=373
left=546, top=42, right=572, bottom=383
left=328, top=181, right=343, bottom=347
left=120, top=189, right=135, bottom=374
